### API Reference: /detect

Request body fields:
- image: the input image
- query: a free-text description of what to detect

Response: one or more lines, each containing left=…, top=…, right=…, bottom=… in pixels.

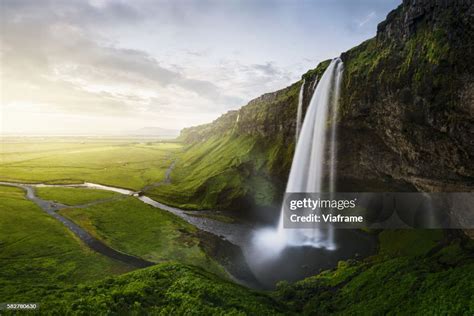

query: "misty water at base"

left=244, top=229, right=376, bottom=288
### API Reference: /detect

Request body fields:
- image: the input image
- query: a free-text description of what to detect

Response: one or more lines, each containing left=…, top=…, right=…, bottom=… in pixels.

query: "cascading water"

left=327, top=61, right=344, bottom=246
left=253, top=58, right=344, bottom=254
left=278, top=57, right=343, bottom=249
left=329, top=62, right=343, bottom=193
left=295, top=79, right=305, bottom=142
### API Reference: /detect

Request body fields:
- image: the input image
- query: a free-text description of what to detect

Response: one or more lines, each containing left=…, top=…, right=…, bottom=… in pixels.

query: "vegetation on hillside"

left=149, top=134, right=294, bottom=214
left=301, top=59, right=331, bottom=82
left=274, top=230, right=474, bottom=315
left=38, top=262, right=286, bottom=315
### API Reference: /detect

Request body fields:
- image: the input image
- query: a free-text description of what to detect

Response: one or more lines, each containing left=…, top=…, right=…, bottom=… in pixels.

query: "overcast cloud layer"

left=1, top=0, right=400, bottom=135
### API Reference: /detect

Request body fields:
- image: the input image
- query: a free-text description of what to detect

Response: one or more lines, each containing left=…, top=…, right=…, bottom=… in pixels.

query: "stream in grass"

left=0, top=180, right=376, bottom=289
left=0, top=181, right=153, bottom=269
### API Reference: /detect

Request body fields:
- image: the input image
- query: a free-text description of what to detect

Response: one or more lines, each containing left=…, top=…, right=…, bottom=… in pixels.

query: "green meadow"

left=36, top=187, right=121, bottom=205
left=0, top=138, right=182, bottom=189
left=0, top=182, right=272, bottom=314
left=0, top=185, right=132, bottom=301
left=58, top=196, right=226, bottom=276
left=0, top=138, right=226, bottom=304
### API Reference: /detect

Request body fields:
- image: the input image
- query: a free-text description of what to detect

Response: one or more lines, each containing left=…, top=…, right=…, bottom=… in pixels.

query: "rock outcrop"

left=337, top=0, right=473, bottom=192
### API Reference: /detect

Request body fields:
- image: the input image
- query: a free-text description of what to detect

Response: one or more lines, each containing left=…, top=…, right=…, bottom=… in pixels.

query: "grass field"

left=0, top=185, right=132, bottom=301
left=36, top=187, right=121, bottom=205
left=0, top=138, right=182, bottom=190
left=57, top=196, right=227, bottom=277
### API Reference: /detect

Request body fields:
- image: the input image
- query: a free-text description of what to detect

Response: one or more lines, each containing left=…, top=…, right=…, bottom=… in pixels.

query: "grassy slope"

left=146, top=77, right=310, bottom=212
left=40, top=262, right=286, bottom=315
left=58, top=197, right=226, bottom=277
left=0, top=185, right=132, bottom=301
left=35, top=187, right=120, bottom=205
left=0, top=140, right=181, bottom=190
left=148, top=134, right=293, bottom=211
left=275, top=230, right=474, bottom=315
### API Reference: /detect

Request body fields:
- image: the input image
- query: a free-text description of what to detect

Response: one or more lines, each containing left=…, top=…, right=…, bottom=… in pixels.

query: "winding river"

left=0, top=181, right=154, bottom=268
left=0, top=180, right=253, bottom=264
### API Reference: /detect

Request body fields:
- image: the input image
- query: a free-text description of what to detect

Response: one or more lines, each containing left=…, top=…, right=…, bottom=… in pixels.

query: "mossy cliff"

left=337, top=0, right=474, bottom=194
left=151, top=0, right=473, bottom=221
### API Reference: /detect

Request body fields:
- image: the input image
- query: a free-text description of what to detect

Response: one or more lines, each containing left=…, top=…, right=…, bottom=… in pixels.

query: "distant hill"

left=2, top=127, right=180, bottom=138
left=126, top=126, right=180, bottom=138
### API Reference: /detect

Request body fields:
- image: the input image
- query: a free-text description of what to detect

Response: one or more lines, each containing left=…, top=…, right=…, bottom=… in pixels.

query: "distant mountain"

left=126, top=126, right=180, bottom=137
left=2, top=127, right=180, bottom=138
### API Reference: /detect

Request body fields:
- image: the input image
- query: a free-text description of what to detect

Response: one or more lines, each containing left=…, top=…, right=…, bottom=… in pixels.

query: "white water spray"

left=253, top=58, right=344, bottom=254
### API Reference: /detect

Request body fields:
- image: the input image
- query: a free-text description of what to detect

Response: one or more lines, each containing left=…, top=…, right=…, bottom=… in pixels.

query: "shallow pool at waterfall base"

left=246, top=227, right=377, bottom=289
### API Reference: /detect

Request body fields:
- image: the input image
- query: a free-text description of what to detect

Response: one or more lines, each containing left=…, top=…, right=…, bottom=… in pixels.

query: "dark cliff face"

left=172, top=0, right=472, bottom=221
left=337, top=0, right=473, bottom=193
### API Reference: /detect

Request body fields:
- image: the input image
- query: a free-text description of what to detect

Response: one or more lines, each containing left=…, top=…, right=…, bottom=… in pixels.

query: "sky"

left=0, top=0, right=401, bottom=135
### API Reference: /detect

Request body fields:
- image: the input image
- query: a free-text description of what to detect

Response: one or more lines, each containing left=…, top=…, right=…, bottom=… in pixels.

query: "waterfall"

left=295, top=79, right=305, bottom=142
left=279, top=58, right=343, bottom=249
left=327, top=61, right=344, bottom=246
left=329, top=62, right=343, bottom=193
left=252, top=58, right=343, bottom=256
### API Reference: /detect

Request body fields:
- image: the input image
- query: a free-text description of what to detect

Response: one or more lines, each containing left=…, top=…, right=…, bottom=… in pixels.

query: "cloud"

left=252, top=62, right=281, bottom=77
left=0, top=0, right=242, bottom=121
